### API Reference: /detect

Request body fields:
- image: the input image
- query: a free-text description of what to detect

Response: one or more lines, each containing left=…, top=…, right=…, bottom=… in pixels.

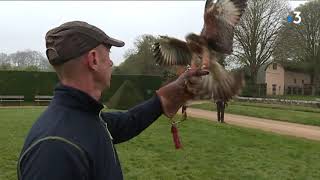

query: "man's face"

left=96, top=45, right=113, bottom=90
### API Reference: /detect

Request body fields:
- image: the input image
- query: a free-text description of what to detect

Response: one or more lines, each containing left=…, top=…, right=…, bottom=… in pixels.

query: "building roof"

left=260, top=61, right=307, bottom=73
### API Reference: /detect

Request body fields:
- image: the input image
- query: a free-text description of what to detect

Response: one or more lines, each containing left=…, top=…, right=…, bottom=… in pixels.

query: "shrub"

left=107, top=80, right=144, bottom=110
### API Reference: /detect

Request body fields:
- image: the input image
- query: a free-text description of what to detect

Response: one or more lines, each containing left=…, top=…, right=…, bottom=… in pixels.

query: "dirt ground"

left=182, top=108, right=320, bottom=141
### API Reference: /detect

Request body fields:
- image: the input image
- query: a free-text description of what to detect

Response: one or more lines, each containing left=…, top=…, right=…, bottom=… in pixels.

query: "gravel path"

left=184, top=108, right=320, bottom=141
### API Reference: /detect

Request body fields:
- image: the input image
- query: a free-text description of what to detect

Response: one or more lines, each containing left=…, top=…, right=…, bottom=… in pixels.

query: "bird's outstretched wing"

left=153, top=36, right=193, bottom=66
left=201, top=0, right=248, bottom=54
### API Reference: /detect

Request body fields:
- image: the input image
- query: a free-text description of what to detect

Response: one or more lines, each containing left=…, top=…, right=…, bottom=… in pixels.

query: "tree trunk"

left=310, top=71, right=319, bottom=96
left=250, top=65, right=258, bottom=85
left=312, top=86, right=316, bottom=96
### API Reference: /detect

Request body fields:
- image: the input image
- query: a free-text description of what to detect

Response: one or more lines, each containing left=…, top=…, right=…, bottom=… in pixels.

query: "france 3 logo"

left=287, top=11, right=302, bottom=25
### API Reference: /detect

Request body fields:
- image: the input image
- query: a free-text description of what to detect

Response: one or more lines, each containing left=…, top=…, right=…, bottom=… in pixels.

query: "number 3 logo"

left=293, top=11, right=301, bottom=24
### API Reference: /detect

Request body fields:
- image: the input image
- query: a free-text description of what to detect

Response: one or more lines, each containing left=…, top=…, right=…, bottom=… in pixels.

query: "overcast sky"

left=0, top=1, right=309, bottom=66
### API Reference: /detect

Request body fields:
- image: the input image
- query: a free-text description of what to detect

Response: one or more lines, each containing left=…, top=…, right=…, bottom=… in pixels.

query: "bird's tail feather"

left=193, top=66, right=245, bottom=101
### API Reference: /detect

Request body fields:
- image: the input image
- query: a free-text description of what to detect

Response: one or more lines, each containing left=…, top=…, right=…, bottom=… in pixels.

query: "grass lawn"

left=191, top=101, right=320, bottom=126
left=2, top=107, right=320, bottom=179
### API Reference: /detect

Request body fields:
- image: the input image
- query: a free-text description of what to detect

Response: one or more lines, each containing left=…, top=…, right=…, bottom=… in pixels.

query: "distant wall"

left=285, top=71, right=311, bottom=87
left=265, top=63, right=285, bottom=95
left=236, top=96, right=320, bottom=108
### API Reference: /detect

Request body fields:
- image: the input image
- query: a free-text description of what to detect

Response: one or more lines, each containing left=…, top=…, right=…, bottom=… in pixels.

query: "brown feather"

left=200, top=0, right=248, bottom=54
left=152, top=0, right=248, bottom=101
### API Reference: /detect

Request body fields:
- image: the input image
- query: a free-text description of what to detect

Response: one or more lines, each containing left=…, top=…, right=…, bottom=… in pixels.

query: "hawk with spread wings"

left=153, top=0, right=247, bottom=101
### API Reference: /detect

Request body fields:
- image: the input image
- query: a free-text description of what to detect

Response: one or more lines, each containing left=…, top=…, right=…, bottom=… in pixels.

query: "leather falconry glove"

left=156, top=69, right=209, bottom=118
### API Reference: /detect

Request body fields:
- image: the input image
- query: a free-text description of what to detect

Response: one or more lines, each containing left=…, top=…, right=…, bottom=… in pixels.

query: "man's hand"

left=156, top=69, right=209, bottom=118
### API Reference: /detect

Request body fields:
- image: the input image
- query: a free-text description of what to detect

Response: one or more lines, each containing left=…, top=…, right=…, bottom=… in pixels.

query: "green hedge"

left=101, top=75, right=163, bottom=102
left=0, top=71, right=59, bottom=101
left=0, top=71, right=163, bottom=102
left=107, top=80, right=145, bottom=110
left=241, top=83, right=267, bottom=97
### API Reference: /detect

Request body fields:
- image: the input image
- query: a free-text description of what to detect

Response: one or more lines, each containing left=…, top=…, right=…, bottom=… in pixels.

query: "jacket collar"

left=51, top=83, right=104, bottom=114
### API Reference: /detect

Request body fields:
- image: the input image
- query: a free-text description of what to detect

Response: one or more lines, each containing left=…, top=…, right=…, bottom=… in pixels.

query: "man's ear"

left=86, top=49, right=99, bottom=71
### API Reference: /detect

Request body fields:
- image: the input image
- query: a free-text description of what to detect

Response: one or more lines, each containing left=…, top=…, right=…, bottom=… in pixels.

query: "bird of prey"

left=153, top=0, right=247, bottom=101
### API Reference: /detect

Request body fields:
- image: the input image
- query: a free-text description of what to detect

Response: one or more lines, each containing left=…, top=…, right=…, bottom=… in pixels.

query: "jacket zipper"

left=98, top=109, right=117, bottom=163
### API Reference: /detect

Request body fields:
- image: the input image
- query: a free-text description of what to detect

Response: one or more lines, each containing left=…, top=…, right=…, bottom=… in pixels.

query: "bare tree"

left=4, top=50, right=52, bottom=71
left=116, top=34, right=168, bottom=75
left=0, top=53, right=12, bottom=70
left=274, top=0, right=320, bottom=95
left=0, top=53, right=7, bottom=62
left=233, top=0, right=289, bottom=83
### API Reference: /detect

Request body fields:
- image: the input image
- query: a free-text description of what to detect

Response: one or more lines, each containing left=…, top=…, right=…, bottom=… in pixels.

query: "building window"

left=272, top=84, right=277, bottom=95
left=272, top=63, right=277, bottom=70
left=279, top=86, right=281, bottom=94
left=294, top=78, right=296, bottom=84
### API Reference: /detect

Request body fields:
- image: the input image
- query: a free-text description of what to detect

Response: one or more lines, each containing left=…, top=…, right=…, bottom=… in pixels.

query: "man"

left=215, top=99, right=227, bottom=123
left=17, top=21, right=208, bottom=180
